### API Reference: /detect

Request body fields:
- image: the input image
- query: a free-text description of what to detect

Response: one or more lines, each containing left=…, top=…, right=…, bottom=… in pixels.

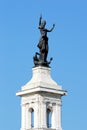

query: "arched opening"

left=47, top=108, right=52, bottom=128
left=31, top=109, right=34, bottom=128
left=29, top=108, right=34, bottom=128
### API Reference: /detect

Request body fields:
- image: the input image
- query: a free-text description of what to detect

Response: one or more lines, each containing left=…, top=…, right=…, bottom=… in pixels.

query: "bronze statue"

left=33, top=15, right=55, bottom=67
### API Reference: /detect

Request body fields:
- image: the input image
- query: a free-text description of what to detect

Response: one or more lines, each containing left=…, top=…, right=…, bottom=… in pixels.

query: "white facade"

left=16, top=66, right=67, bottom=130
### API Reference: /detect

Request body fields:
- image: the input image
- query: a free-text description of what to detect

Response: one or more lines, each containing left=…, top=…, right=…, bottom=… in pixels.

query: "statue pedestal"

left=16, top=66, right=66, bottom=96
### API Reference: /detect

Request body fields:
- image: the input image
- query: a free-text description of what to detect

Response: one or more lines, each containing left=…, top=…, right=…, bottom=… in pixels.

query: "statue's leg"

left=44, top=51, right=48, bottom=62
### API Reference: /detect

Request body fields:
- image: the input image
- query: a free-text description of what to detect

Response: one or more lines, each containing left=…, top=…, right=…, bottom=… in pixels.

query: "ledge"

left=16, top=86, right=67, bottom=96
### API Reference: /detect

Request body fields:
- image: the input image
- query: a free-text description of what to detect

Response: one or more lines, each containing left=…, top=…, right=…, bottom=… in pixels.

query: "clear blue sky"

left=0, top=0, right=87, bottom=130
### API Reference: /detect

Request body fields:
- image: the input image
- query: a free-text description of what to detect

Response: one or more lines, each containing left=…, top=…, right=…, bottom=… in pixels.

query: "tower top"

left=16, top=66, right=67, bottom=130
left=33, top=15, right=55, bottom=67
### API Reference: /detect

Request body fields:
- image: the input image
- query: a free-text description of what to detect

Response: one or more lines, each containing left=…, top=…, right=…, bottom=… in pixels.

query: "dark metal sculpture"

left=33, top=15, right=55, bottom=67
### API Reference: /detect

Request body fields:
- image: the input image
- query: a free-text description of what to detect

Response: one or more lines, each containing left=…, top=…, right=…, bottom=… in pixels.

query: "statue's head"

left=41, top=20, right=46, bottom=28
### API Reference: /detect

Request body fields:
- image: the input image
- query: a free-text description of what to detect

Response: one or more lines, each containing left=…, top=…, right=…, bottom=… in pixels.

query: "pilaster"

left=40, top=100, right=47, bottom=128
left=21, top=104, right=26, bottom=130
left=56, top=101, right=62, bottom=130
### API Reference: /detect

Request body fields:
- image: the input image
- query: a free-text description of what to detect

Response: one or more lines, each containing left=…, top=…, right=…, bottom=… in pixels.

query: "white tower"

left=16, top=66, right=67, bottom=130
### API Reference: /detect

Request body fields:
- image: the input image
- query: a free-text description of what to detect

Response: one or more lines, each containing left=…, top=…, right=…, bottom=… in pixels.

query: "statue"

left=33, top=15, right=55, bottom=67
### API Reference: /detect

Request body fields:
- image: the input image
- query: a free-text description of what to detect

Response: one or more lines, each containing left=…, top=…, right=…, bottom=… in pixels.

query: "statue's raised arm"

left=47, top=24, right=55, bottom=32
left=39, top=15, right=42, bottom=27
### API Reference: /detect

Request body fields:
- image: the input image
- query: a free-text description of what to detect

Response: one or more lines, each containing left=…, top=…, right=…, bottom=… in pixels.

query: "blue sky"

left=0, top=0, right=87, bottom=130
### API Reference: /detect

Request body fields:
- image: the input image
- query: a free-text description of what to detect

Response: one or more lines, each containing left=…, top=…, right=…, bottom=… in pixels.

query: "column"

left=26, top=104, right=31, bottom=129
left=52, top=104, right=56, bottom=128
left=40, top=101, right=47, bottom=128
left=56, top=100, right=62, bottom=130
left=34, top=101, right=39, bottom=128
left=21, top=103, right=26, bottom=130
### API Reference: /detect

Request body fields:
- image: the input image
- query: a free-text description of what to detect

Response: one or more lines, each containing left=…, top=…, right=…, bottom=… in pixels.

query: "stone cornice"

left=16, top=86, right=67, bottom=96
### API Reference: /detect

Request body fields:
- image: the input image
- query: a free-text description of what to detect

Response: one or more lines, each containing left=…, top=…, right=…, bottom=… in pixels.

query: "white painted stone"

left=22, top=66, right=62, bottom=91
left=16, top=66, right=67, bottom=130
